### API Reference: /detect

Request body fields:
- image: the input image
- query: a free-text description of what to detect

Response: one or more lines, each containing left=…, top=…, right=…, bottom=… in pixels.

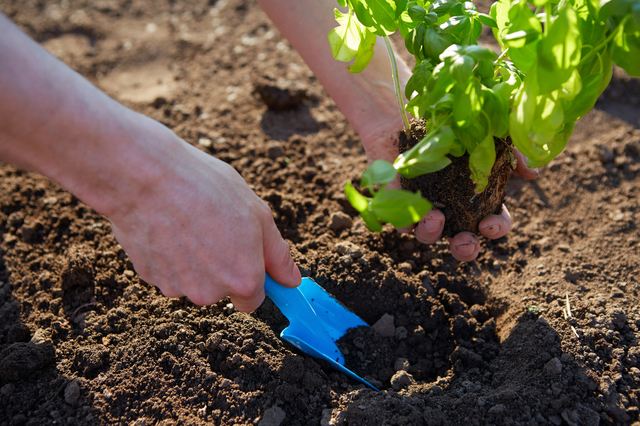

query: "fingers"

left=229, top=288, right=265, bottom=313
left=261, top=208, right=302, bottom=289
left=512, top=148, right=539, bottom=180
left=478, top=204, right=512, bottom=240
left=447, top=232, right=480, bottom=262
left=414, top=209, right=445, bottom=244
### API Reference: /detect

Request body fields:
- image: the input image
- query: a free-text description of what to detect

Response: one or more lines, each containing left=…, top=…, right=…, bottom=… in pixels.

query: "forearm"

left=256, top=0, right=411, bottom=160
left=0, top=13, right=180, bottom=218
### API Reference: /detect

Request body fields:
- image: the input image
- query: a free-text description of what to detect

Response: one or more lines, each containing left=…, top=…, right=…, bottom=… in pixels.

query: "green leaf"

left=557, top=68, right=583, bottom=101
left=361, top=159, right=398, bottom=187
left=424, top=12, right=439, bottom=24
left=394, top=126, right=455, bottom=178
left=328, top=10, right=362, bottom=62
left=441, top=46, right=476, bottom=83
left=611, top=27, right=640, bottom=76
left=361, top=209, right=384, bottom=232
left=440, top=15, right=471, bottom=34
left=505, top=0, right=542, bottom=47
left=509, top=64, right=566, bottom=162
left=452, top=119, right=487, bottom=152
left=394, top=0, right=408, bottom=19
left=574, top=0, right=607, bottom=50
left=490, top=0, right=511, bottom=50
left=599, top=0, right=636, bottom=19
left=453, top=78, right=484, bottom=127
left=478, top=12, right=498, bottom=28
left=370, top=189, right=433, bottom=228
left=408, top=4, right=428, bottom=20
left=536, top=5, right=582, bottom=94
left=449, top=139, right=466, bottom=156
left=481, top=86, right=509, bottom=137
left=345, top=181, right=383, bottom=232
left=450, top=53, right=475, bottom=83
left=502, top=0, right=542, bottom=72
left=348, top=28, right=377, bottom=72
left=525, top=122, right=575, bottom=168
left=345, top=181, right=369, bottom=212
left=405, top=59, right=434, bottom=99
left=429, top=0, right=460, bottom=16
left=423, top=26, right=455, bottom=59
left=475, top=59, right=495, bottom=81
left=493, top=66, right=522, bottom=105
left=398, top=10, right=418, bottom=38
left=460, top=17, right=484, bottom=45
left=423, top=62, right=456, bottom=107
left=462, top=1, right=478, bottom=15
left=413, top=23, right=428, bottom=61
left=352, top=0, right=398, bottom=35
left=462, top=44, right=499, bottom=61
left=469, top=133, right=496, bottom=193
left=337, top=0, right=348, bottom=6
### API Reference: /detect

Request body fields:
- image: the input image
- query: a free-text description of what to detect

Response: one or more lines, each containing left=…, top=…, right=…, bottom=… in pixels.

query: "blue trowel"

left=264, top=273, right=379, bottom=391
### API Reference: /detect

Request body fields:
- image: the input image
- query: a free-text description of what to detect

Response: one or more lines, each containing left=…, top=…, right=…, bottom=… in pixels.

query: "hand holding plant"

left=329, top=0, right=640, bottom=246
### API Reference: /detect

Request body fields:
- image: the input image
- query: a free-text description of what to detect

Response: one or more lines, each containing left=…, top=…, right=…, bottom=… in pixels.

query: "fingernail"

left=292, top=264, right=302, bottom=284
left=456, top=242, right=476, bottom=256
left=424, top=218, right=442, bottom=233
left=482, top=224, right=501, bottom=238
left=532, top=167, right=539, bottom=177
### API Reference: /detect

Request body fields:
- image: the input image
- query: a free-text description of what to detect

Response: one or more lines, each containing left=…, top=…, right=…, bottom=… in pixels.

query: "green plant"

left=329, top=0, right=640, bottom=231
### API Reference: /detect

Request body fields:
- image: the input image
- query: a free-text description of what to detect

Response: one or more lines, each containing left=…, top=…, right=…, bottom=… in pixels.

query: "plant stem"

left=495, top=47, right=510, bottom=63
left=545, top=3, right=551, bottom=36
left=578, top=15, right=629, bottom=68
left=383, top=35, right=411, bottom=139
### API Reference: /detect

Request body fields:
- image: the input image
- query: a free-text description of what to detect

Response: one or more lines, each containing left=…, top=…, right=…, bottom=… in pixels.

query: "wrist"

left=65, top=110, right=191, bottom=221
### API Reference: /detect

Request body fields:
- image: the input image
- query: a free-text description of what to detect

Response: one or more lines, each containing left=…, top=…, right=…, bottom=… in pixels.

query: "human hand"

left=404, top=148, right=539, bottom=261
left=361, top=128, right=539, bottom=262
left=254, top=0, right=536, bottom=261
left=0, top=12, right=300, bottom=311
left=106, top=123, right=301, bottom=311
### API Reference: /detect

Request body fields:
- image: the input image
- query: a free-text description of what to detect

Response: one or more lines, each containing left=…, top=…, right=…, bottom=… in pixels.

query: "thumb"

left=262, top=217, right=301, bottom=288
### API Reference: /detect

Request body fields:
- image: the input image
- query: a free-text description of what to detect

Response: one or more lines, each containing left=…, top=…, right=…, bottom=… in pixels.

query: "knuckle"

left=187, top=285, right=225, bottom=306
left=231, top=275, right=262, bottom=300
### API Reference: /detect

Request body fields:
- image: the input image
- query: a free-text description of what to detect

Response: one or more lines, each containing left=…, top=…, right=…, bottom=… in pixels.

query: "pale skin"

left=0, top=2, right=537, bottom=312
left=256, top=0, right=539, bottom=261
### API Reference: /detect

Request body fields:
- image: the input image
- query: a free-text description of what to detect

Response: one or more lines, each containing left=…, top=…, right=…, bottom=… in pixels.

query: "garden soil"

left=1, top=1, right=639, bottom=425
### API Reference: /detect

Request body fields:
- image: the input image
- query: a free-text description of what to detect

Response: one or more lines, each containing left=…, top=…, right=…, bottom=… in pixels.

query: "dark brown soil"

left=1, top=1, right=640, bottom=426
left=398, top=119, right=513, bottom=237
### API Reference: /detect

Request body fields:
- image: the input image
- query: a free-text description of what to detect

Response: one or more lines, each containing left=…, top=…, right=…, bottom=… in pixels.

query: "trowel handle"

left=264, top=273, right=314, bottom=321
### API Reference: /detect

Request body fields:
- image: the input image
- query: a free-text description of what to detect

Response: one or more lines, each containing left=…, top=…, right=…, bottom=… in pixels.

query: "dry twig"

left=562, top=294, right=580, bottom=338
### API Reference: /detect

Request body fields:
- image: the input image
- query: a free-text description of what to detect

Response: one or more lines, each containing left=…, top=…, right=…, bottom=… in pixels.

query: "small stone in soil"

left=267, top=141, right=284, bottom=159
left=390, top=370, right=415, bottom=390
left=544, top=357, right=563, bottom=375
left=329, top=213, right=354, bottom=231
left=334, top=241, right=361, bottom=257
left=394, top=358, right=410, bottom=371
left=64, top=379, right=81, bottom=405
left=259, top=406, right=286, bottom=426
left=372, top=314, right=395, bottom=338
left=395, top=326, right=408, bottom=340
left=0, top=383, right=15, bottom=397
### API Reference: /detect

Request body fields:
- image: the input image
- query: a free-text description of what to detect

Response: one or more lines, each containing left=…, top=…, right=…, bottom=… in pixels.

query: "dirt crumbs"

left=1, top=0, right=640, bottom=425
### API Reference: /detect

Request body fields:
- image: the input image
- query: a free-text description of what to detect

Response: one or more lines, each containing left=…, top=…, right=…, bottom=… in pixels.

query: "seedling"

left=330, top=0, right=640, bottom=232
